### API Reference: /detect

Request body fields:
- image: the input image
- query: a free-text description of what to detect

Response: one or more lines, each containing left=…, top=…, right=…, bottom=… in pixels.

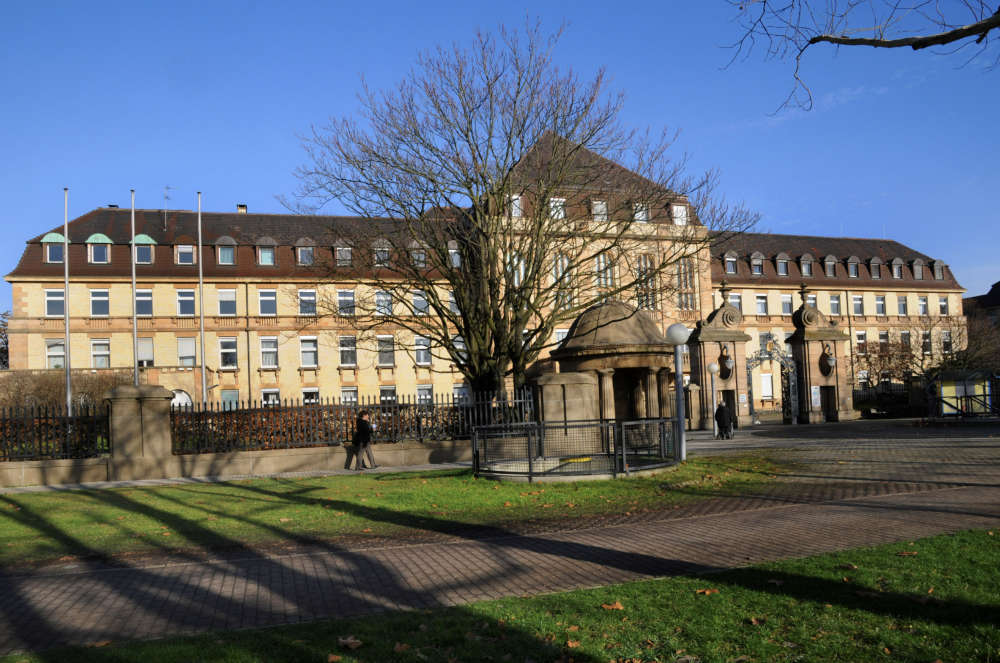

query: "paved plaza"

left=0, top=420, right=998, bottom=654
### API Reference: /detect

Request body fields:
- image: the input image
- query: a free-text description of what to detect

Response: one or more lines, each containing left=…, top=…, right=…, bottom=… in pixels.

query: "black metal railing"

left=472, top=418, right=674, bottom=481
left=170, top=389, right=534, bottom=454
left=0, top=404, right=110, bottom=461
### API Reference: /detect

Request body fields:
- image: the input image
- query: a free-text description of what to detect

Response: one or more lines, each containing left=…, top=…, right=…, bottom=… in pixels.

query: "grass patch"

left=5, top=528, right=997, bottom=662
left=0, top=455, right=782, bottom=567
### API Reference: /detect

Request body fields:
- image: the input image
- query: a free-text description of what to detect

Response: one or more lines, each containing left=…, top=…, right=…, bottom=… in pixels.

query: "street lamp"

left=666, top=323, right=691, bottom=462
left=707, top=362, right=720, bottom=438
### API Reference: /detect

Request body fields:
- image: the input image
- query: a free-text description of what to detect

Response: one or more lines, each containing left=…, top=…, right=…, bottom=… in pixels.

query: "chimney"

left=107, top=204, right=119, bottom=208
left=237, top=203, right=247, bottom=214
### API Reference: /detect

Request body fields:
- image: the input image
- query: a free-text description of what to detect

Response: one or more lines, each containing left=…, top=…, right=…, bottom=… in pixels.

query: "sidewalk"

left=0, top=430, right=997, bottom=655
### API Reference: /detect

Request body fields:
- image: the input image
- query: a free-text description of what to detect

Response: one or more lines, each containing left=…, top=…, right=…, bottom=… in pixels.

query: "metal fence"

left=472, top=418, right=674, bottom=481
left=170, top=389, right=534, bottom=454
left=0, top=404, right=110, bottom=461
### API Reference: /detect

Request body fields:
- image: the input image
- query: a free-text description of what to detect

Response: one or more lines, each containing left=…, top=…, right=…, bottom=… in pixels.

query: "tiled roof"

left=710, top=232, right=962, bottom=291
left=964, top=281, right=1000, bottom=310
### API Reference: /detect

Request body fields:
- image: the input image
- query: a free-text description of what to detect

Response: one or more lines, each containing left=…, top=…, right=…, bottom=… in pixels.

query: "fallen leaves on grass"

left=695, top=588, right=719, bottom=595
left=837, top=563, right=858, bottom=570
left=279, top=518, right=291, bottom=523
left=327, top=655, right=342, bottom=662
left=567, top=625, right=579, bottom=631
left=504, top=501, right=513, bottom=507
left=566, top=640, right=580, bottom=648
left=601, top=600, right=625, bottom=610
left=896, top=550, right=918, bottom=557
left=746, top=616, right=766, bottom=626
left=337, top=635, right=363, bottom=650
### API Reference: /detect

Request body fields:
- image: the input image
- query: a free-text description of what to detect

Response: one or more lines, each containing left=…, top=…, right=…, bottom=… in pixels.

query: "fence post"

left=619, top=423, right=629, bottom=476
left=107, top=384, right=174, bottom=481
left=526, top=425, right=534, bottom=483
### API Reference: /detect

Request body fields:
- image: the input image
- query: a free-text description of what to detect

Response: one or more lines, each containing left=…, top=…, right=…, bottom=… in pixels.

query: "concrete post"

left=597, top=369, right=615, bottom=421
left=645, top=368, right=660, bottom=418
left=107, top=384, right=175, bottom=480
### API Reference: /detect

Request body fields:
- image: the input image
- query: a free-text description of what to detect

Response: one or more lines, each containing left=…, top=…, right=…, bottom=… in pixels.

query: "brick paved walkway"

left=0, top=425, right=998, bottom=655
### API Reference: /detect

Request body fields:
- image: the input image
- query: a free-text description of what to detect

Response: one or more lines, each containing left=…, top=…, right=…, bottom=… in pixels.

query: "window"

left=137, top=337, right=154, bottom=367
left=448, top=248, right=461, bottom=268
left=178, top=337, right=196, bottom=366
left=509, top=195, right=523, bottom=218
left=91, top=339, right=110, bottom=368
left=633, top=203, right=649, bottom=222
left=452, top=335, right=467, bottom=361
left=220, top=390, right=240, bottom=409
left=219, top=337, right=238, bottom=368
left=298, top=289, right=316, bottom=316
left=848, top=262, right=859, bottom=277
left=755, top=295, right=768, bottom=315
left=555, top=329, right=569, bottom=344
left=339, top=336, right=356, bottom=366
left=871, top=263, right=881, bottom=279
left=801, top=260, right=813, bottom=277
left=724, top=256, right=737, bottom=274
left=337, top=290, right=355, bottom=316
left=334, top=245, right=352, bottom=267
left=781, top=294, right=793, bottom=315
left=777, top=259, right=788, bottom=276
left=921, top=331, right=932, bottom=355
left=377, top=336, right=395, bottom=366
left=548, top=197, right=565, bottom=219
left=177, top=290, right=195, bottom=316
left=852, top=295, right=864, bottom=316
left=807, top=294, right=817, bottom=308
left=45, top=340, right=65, bottom=369
left=875, top=296, right=886, bottom=316
left=595, top=254, right=613, bottom=288
left=830, top=295, right=841, bottom=316
left=453, top=384, right=470, bottom=402
left=900, top=330, right=911, bottom=351
left=136, top=289, right=153, bottom=316
left=373, top=244, right=390, bottom=268
left=591, top=200, right=608, bottom=222
left=448, top=291, right=459, bottom=314
left=879, top=330, right=889, bottom=351
left=45, top=289, right=65, bottom=317
left=751, top=257, right=763, bottom=275
left=412, top=290, right=428, bottom=315
left=260, top=337, right=278, bottom=369
left=262, top=390, right=280, bottom=406
left=258, top=289, right=277, bottom=316
left=302, top=389, right=320, bottom=404
left=414, top=335, right=431, bottom=365
left=340, top=387, right=358, bottom=405
left=897, top=296, right=908, bottom=316
left=410, top=248, right=426, bottom=269
left=728, top=293, right=742, bottom=311
left=297, top=246, right=314, bottom=266
left=760, top=373, right=773, bottom=400
left=825, top=259, right=836, bottom=278
left=672, top=203, right=688, bottom=226
left=90, top=289, right=109, bottom=317
left=379, top=386, right=397, bottom=405
left=89, top=243, right=110, bottom=264
left=918, top=296, right=928, bottom=316
left=913, top=262, right=923, bottom=280
left=217, top=245, right=235, bottom=265
left=176, top=245, right=195, bottom=265
left=938, top=296, right=949, bottom=315
left=46, top=244, right=64, bottom=263
left=856, top=331, right=867, bottom=355
left=674, top=256, right=695, bottom=311
left=135, top=244, right=153, bottom=264
left=942, top=330, right=953, bottom=354
left=258, top=246, right=275, bottom=266
left=784, top=332, right=793, bottom=357
left=375, top=291, right=392, bottom=316
left=892, top=262, right=903, bottom=279
left=300, top=337, right=318, bottom=367
left=934, top=263, right=944, bottom=280
left=218, top=289, right=236, bottom=316
left=417, top=385, right=433, bottom=406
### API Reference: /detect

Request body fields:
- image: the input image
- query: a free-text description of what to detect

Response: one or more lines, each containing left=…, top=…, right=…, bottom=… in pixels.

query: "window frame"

left=296, top=246, right=315, bottom=266
left=45, top=243, right=64, bottom=264
left=302, top=388, right=320, bottom=404
left=548, top=197, right=566, bottom=220
left=633, top=202, right=649, bottom=223
left=591, top=199, right=608, bottom=222
left=298, top=289, right=316, bottom=316
left=829, top=294, right=841, bottom=316
left=855, top=331, right=867, bottom=355
left=176, top=289, right=195, bottom=317
left=412, top=290, right=429, bottom=316
left=671, top=203, right=688, bottom=226
left=45, top=339, right=65, bottom=369
left=88, top=243, right=110, bottom=264
left=217, top=245, right=236, bottom=265
left=414, top=335, right=432, bottom=366
left=219, top=337, right=238, bottom=369
left=259, top=336, right=279, bottom=369
left=340, top=387, right=358, bottom=405
left=90, top=289, right=110, bottom=318
left=90, top=338, right=111, bottom=369
left=897, top=295, right=908, bottom=316
left=938, top=296, right=949, bottom=315
left=299, top=336, right=318, bottom=368
left=175, top=244, right=196, bottom=265
left=258, top=289, right=277, bottom=317
left=134, top=244, right=153, bottom=265
left=776, top=259, right=789, bottom=276
left=755, top=294, right=768, bottom=315
left=781, top=294, right=793, bottom=315
left=257, top=246, right=276, bottom=266
left=852, top=295, right=864, bottom=316
left=178, top=337, right=197, bottom=367
left=724, top=257, right=737, bottom=274
left=375, top=290, right=392, bottom=316
left=45, top=289, right=65, bottom=317
left=509, top=195, right=523, bottom=219
left=918, top=296, right=929, bottom=316
left=218, top=288, right=237, bottom=317
left=135, top=289, right=153, bottom=317
left=137, top=337, right=154, bottom=367
left=337, top=289, right=355, bottom=316
left=875, top=295, right=886, bottom=316
left=376, top=335, right=395, bottom=367
left=338, top=335, right=357, bottom=367
left=261, top=389, right=281, bottom=406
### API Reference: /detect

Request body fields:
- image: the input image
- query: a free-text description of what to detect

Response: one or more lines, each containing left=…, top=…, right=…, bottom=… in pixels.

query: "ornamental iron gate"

left=745, top=332, right=799, bottom=424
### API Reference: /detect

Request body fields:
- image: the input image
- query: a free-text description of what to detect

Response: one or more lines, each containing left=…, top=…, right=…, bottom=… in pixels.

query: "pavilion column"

left=597, top=368, right=615, bottom=421
left=657, top=369, right=671, bottom=418
left=645, top=367, right=660, bottom=418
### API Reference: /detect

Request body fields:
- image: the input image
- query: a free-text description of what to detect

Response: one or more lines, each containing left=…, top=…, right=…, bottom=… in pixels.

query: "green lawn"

left=0, top=455, right=783, bottom=567
left=5, top=528, right=996, bottom=662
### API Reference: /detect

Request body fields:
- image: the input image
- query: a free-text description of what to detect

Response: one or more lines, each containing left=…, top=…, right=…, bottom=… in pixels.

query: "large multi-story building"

left=710, top=232, right=965, bottom=416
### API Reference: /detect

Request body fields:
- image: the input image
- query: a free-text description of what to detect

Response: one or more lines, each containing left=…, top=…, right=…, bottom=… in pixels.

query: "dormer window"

left=891, top=259, right=903, bottom=279
left=800, top=254, right=814, bottom=277
left=86, top=233, right=113, bottom=264
left=217, top=245, right=235, bottom=265
left=933, top=261, right=944, bottom=280
left=335, top=245, right=352, bottom=267
left=411, top=248, right=427, bottom=269
left=591, top=200, right=608, bottom=222
left=870, top=258, right=882, bottom=280
left=633, top=203, right=649, bottom=223
left=912, top=260, right=924, bottom=280
left=672, top=204, right=688, bottom=226
left=548, top=197, right=566, bottom=220
left=847, top=257, right=859, bottom=278
left=373, top=241, right=390, bottom=268
left=135, top=245, right=152, bottom=264
left=46, top=244, right=64, bottom=263
left=297, top=246, right=314, bottom=266
left=824, top=256, right=837, bottom=278
left=258, top=246, right=275, bottom=266
left=509, top=195, right=523, bottom=218
left=750, top=252, right=764, bottom=275
left=724, top=251, right=738, bottom=274
left=776, top=258, right=788, bottom=276
left=176, top=245, right=195, bottom=265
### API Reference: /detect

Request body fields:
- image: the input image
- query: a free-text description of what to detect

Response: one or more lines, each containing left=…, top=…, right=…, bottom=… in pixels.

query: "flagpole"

left=197, top=192, right=207, bottom=407
left=63, top=188, right=72, bottom=415
left=130, top=189, right=139, bottom=386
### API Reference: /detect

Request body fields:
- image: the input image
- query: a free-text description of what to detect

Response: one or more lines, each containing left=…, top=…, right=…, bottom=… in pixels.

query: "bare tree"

left=0, top=311, right=8, bottom=371
left=289, top=22, right=756, bottom=392
left=854, top=314, right=978, bottom=383
left=728, top=1, right=1000, bottom=108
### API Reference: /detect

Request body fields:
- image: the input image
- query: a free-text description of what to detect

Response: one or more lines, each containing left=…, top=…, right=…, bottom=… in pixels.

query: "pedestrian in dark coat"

left=352, top=410, right=376, bottom=470
left=714, top=403, right=733, bottom=440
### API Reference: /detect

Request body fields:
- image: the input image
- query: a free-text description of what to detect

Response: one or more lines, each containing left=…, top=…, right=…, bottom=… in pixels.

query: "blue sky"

left=2, top=1, right=997, bottom=312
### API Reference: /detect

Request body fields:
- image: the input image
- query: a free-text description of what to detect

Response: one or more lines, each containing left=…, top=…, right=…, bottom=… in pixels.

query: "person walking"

left=714, top=402, right=733, bottom=440
left=352, top=410, right=377, bottom=470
